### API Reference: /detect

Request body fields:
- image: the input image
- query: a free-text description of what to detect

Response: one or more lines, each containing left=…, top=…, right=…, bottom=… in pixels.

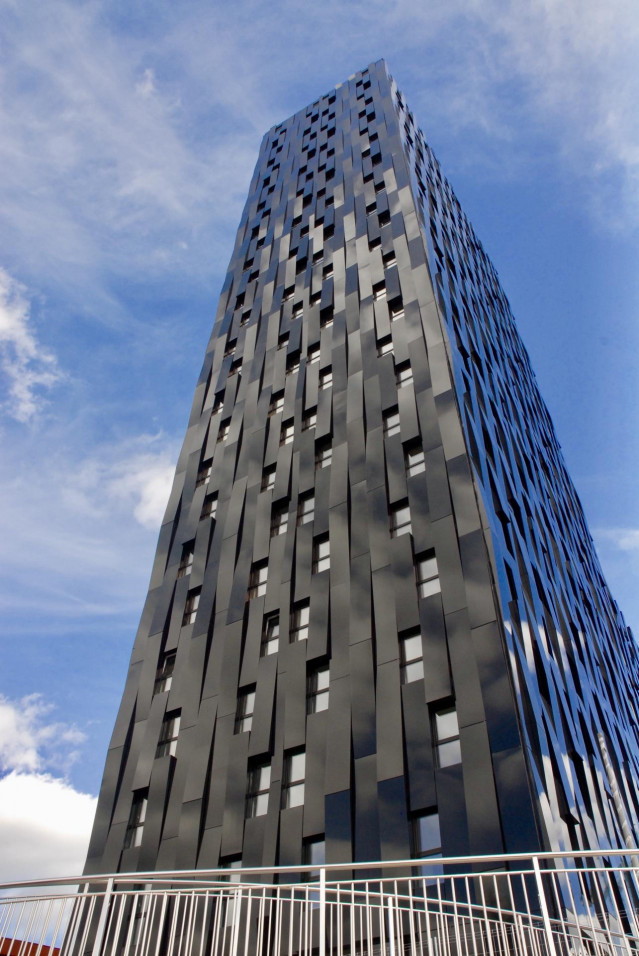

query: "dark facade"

left=85, top=60, right=639, bottom=876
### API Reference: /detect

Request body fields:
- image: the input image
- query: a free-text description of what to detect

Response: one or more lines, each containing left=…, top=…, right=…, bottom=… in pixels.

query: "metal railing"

left=2, top=851, right=639, bottom=956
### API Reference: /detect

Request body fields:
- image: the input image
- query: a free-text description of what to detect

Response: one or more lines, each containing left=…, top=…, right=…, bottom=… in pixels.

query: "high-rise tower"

left=85, top=60, right=639, bottom=876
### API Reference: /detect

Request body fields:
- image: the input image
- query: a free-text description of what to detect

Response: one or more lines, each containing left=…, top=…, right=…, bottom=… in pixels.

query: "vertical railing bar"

left=89, top=877, right=114, bottom=956
left=532, top=856, right=558, bottom=956
left=318, top=867, right=326, bottom=956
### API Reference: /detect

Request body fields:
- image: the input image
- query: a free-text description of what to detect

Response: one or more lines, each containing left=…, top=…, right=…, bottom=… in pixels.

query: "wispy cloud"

left=0, top=694, right=85, bottom=775
left=595, top=528, right=639, bottom=553
left=0, top=267, right=62, bottom=422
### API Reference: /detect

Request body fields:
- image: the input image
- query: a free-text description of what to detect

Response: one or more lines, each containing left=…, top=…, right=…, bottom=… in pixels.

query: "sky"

left=0, top=0, right=638, bottom=884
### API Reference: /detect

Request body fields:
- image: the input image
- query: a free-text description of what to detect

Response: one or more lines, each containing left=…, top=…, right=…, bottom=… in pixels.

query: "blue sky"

left=1, top=0, right=638, bottom=881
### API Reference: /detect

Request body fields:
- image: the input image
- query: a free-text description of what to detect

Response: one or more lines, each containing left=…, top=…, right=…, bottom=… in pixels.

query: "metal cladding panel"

left=86, top=59, right=639, bottom=877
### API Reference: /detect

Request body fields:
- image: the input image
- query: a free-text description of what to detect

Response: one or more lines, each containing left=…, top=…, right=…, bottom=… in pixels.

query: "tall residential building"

left=85, top=60, right=639, bottom=877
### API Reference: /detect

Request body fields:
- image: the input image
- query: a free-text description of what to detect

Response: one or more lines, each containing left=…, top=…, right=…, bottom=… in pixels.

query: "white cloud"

left=99, top=445, right=176, bottom=530
left=0, top=696, right=95, bottom=883
left=0, top=267, right=62, bottom=422
left=0, top=771, right=96, bottom=883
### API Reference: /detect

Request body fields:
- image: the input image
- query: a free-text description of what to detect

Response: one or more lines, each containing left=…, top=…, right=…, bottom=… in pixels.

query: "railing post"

left=91, top=878, right=114, bottom=956
left=532, top=856, right=558, bottom=956
left=319, top=868, right=326, bottom=956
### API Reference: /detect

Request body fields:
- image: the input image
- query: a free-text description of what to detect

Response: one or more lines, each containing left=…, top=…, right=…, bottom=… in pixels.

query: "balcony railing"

left=2, top=851, right=639, bottom=956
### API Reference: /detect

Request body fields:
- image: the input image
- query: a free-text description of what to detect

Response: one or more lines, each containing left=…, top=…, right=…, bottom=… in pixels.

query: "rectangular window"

left=261, top=614, right=280, bottom=656
left=390, top=302, right=405, bottom=322
left=313, top=536, right=330, bottom=574
left=315, top=443, right=332, bottom=470
left=182, top=588, right=201, bottom=625
left=378, top=337, right=393, bottom=357
left=270, top=505, right=288, bottom=537
left=280, top=423, right=295, bottom=445
left=307, top=666, right=329, bottom=713
left=286, top=357, right=300, bottom=376
left=308, top=345, right=320, bottom=365
left=262, top=467, right=276, bottom=491
left=249, top=563, right=268, bottom=599
left=269, top=393, right=284, bottom=416
left=302, top=838, right=326, bottom=873
left=390, top=501, right=411, bottom=538
left=400, top=630, right=424, bottom=684
left=303, top=410, right=317, bottom=431
left=235, top=688, right=256, bottom=733
left=405, top=444, right=426, bottom=477
left=291, top=602, right=310, bottom=642
left=177, top=543, right=194, bottom=578
left=322, top=264, right=334, bottom=279
left=319, top=368, right=333, bottom=390
left=201, top=493, right=218, bottom=520
left=383, top=408, right=400, bottom=438
left=124, top=791, right=148, bottom=849
left=217, top=421, right=230, bottom=443
left=373, top=281, right=386, bottom=301
left=297, top=494, right=315, bottom=526
left=196, top=459, right=213, bottom=488
left=154, top=651, right=176, bottom=695
left=412, top=811, right=442, bottom=867
left=433, top=706, right=461, bottom=767
left=396, top=362, right=413, bottom=388
left=416, top=552, right=441, bottom=598
left=383, top=251, right=397, bottom=267
left=282, top=752, right=305, bottom=809
left=246, top=763, right=271, bottom=818
left=156, top=711, right=180, bottom=757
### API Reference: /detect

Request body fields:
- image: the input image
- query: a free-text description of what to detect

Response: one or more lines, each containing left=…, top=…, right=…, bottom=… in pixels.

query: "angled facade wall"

left=85, top=60, right=639, bottom=876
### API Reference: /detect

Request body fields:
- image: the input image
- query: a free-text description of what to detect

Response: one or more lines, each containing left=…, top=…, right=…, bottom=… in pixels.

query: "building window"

left=280, top=423, right=295, bottom=445
left=286, top=356, right=300, bottom=376
left=201, top=493, right=218, bottom=520
left=270, top=505, right=288, bottom=537
left=303, top=410, right=317, bottom=431
left=378, top=337, right=393, bottom=357
left=433, top=706, right=461, bottom=767
left=302, top=838, right=326, bottom=875
left=323, top=264, right=334, bottom=279
left=262, top=467, right=276, bottom=491
left=390, top=301, right=405, bottom=322
left=313, top=536, right=330, bottom=574
left=405, top=444, right=426, bottom=477
left=261, top=614, right=280, bottom=656
left=412, top=811, right=442, bottom=871
left=396, top=362, right=413, bottom=388
left=249, top=563, right=268, bottom=599
left=217, top=421, right=230, bottom=443
left=308, top=345, right=320, bottom=365
left=373, top=281, right=386, bottom=301
left=183, top=588, right=201, bottom=625
left=320, top=308, right=333, bottom=327
left=390, top=501, right=411, bottom=538
left=196, top=459, right=213, bottom=488
left=297, top=494, right=315, bottom=526
left=246, top=762, right=271, bottom=818
left=400, top=630, right=424, bottom=684
left=235, top=688, right=256, bottom=733
left=124, top=791, right=148, bottom=849
left=282, top=752, right=305, bottom=809
left=292, top=302, right=304, bottom=318
left=269, top=393, right=284, bottom=416
left=307, top=666, right=329, bottom=713
left=177, top=543, right=194, bottom=578
left=319, top=368, right=333, bottom=390
left=415, top=552, right=440, bottom=598
left=383, top=250, right=397, bottom=267
left=156, top=710, right=180, bottom=757
left=291, top=602, right=310, bottom=642
left=315, top=442, right=332, bottom=470
left=154, top=651, right=176, bottom=695
left=383, top=408, right=400, bottom=438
